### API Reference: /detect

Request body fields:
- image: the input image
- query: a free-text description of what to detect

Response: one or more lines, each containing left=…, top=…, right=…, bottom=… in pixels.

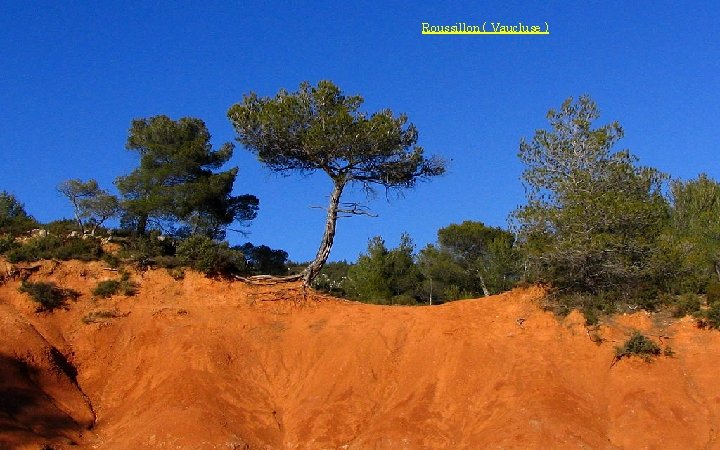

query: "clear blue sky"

left=1, top=1, right=718, bottom=262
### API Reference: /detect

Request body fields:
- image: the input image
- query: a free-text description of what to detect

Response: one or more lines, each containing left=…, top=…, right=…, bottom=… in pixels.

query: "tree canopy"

left=345, top=234, right=422, bottom=304
left=0, top=191, right=38, bottom=235
left=512, top=96, right=669, bottom=297
left=664, top=174, right=720, bottom=291
left=228, top=80, right=445, bottom=283
left=115, top=115, right=258, bottom=239
left=436, top=221, right=518, bottom=296
left=57, top=179, right=120, bottom=235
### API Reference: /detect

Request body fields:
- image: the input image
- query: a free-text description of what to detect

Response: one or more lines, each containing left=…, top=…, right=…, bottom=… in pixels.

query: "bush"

left=176, top=235, right=244, bottom=275
left=117, top=233, right=176, bottom=268
left=6, top=235, right=102, bottom=262
left=92, top=280, right=121, bottom=298
left=167, top=267, right=185, bottom=280
left=52, top=237, right=103, bottom=261
left=18, top=281, right=78, bottom=312
left=0, top=192, right=38, bottom=235
left=91, top=273, right=137, bottom=298
left=0, top=234, right=16, bottom=253
left=706, top=281, right=720, bottom=306
left=703, top=303, right=720, bottom=329
left=102, top=252, right=121, bottom=269
left=615, top=331, right=661, bottom=362
left=391, top=294, right=418, bottom=305
left=44, top=219, right=79, bottom=237
left=549, top=291, right=617, bottom=324
left=672, top=293, right=702, bottom=318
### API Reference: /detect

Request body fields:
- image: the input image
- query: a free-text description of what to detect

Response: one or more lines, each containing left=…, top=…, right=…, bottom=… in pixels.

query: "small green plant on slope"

left=82, top=309, right=124, bottom=324
left=19, top=281, right=78, bottom=312
left=672, top=293, right=702, bottom=318
left=614, top=331, right=662, bottom=364
left=91, top=272, right=137, bottom=298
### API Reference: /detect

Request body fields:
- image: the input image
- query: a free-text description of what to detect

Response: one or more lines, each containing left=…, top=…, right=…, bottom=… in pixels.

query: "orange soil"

left=1, top=259, right=720, bottom=449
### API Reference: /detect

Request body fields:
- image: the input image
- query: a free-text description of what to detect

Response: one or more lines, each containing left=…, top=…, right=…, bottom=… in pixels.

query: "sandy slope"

left=1, top=259, right=720, bottom=449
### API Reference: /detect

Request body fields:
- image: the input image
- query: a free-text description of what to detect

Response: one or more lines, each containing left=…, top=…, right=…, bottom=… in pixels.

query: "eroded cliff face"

left=1, top=260, right=719, bottom=449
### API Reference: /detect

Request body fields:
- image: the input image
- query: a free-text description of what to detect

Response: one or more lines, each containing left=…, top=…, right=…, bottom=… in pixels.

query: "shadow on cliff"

left=0, top=354, right=84, bottom=447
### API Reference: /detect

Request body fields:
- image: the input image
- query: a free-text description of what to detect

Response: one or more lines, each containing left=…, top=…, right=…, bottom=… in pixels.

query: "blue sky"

left=1, top=1, right=719, bottom=262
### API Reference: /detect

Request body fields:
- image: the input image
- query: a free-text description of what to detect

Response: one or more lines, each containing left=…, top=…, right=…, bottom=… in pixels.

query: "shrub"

left=92, top=280, right=120, bottom=298
left=6, top=235, right=62, bottom=262
left=52, top=237, right=103, bottom=261
left=91, top=273, right=137, bottom=298
left=615, top=331, right=661, bottom=362
left=176, top=235, right=244, bottom=275
left=167, top=267, right=185, bottom=280
left=583, top=307, right=600, bottom=326
left=0, top=234, right=16, bottom=253
left=704, top=303, right=720, bottom=329
left=44, top=219, right=79, bottom=237
left=0, top=192, right=38, bottom=235
left=391, top=294, right=418, bottom=305
left=18, top=281, right=78, bottom=312
left=6, top=235, right=102, bottom=262
left=672, top=293, right=702, bottom=318
left=706, top=281, right=720, bottom=306
left=117, top=233, right=176, bottom=268
left=102, top=252, right=122, bottom=269
left=551, top=291, right=616, bottom=324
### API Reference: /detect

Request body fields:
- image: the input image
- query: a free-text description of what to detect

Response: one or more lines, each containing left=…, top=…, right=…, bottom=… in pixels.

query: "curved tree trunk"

left=302, top=179, right=345, bottom=285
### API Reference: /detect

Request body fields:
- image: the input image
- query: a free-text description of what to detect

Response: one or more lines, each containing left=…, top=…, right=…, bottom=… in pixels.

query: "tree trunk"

left=478, top=273, right=490, bottom=297
left=137, top=214, right=148, bottom=237
left=302, top=179, right=345, bottom=285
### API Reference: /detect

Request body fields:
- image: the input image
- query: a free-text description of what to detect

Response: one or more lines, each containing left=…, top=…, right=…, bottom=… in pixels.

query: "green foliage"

left=417, top=244, right=469, bottom=303
left=115, top=115, right=258, bottom=239
left=102, top=252, right=122, bottom=269
left=117, top=233, right=176, bottom=268
left=312, top=261, right=352, bottom=296
left=236, top=242, right=288, bottom=275
left=0, top=234, right=16, bottom=253
left=513, top=96, right=669, bottom=298
left=19, top=281, right=78, bottom=312
left=92, top=280, right=121, bottom=298
left=345, top=237, right=393, bottom=302
left=415, top=221, right=519, bottom=303
left=228, top=80, right=445, bottom=283
left=57, top=179, right=121, bottom=235
left=228, top=80, right=446, bottom=190
left=672, top=293, right=702, bottom=318
left=550, top=291, right=617, bottom=325
left=345, top=234, right=422, bottom=304
left=706, top=303, right=720, bottom=329
left=176, top=235, right=245, bottom=276
left=52, top=237, right=103, bottom=261
left=706, top=281, right=720, bottom=305
left=438, top=221, right=518, bottom=296
left=44, top=219, right=80, bottom=237
left=0, top=191, right=38, bottom=236
left=92, top=275, right=137, bottom=298
left=664, top=174, right=720, bottom=291
left=391, top=294, right=417, bottom=305
left=615, top=331, right=662, bottom=362
left=5, top=235, right=102, bottom=262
